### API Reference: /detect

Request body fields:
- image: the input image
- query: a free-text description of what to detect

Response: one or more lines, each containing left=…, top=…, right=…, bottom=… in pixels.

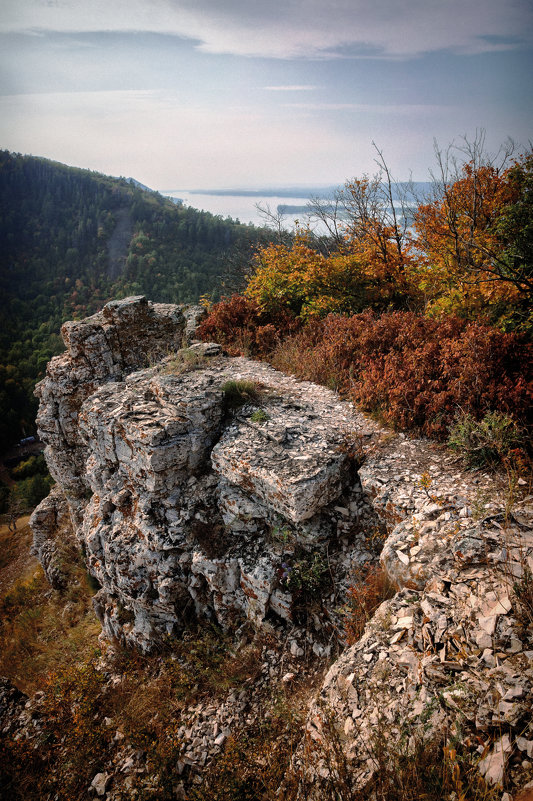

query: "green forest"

left=0, top=151, right=269, bottom=454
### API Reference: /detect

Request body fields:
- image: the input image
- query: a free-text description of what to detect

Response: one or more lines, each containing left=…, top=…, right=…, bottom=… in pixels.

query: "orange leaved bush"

left=414, top=162, right=520, bottom=314
left=246, top=230, right=420, bottom=320
left=243, top=147, right=533, bottom=331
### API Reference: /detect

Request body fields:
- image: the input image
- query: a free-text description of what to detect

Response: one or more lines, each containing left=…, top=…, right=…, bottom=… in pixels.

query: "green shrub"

left=250, top=409, right=270, bottom=423
left=11, top=453, right=48, bottom=480
left=448, top=411, right=523, bottom=467
left=281, top=551, right=329, bottom=596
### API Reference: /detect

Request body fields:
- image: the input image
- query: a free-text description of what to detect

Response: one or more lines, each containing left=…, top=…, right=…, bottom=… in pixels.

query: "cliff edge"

left=20, top=297, right=533, bottom=798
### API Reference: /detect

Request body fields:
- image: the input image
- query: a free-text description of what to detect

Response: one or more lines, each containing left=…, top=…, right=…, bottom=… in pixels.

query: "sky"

left=0, top=0, right=532, bottom=190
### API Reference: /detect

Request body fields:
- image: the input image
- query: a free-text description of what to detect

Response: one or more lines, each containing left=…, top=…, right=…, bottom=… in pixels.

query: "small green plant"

left=448, top=411, right=523, bottom=468
left=250, top=409, right=270, bottom=423
left=221, top=379, right=262, bottom=409
left=270, top=525, right=295, bottom=548
left=280, top=551, right=329, bottom=596
left=162, top=347, right=208, bottom=375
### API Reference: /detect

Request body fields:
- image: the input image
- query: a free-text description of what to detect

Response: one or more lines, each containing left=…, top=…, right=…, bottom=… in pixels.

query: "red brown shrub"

left=350, top=313, right=531, bottom=438
left=343, top=564, right=396, bottom=645
left=199, top=296, right=532, bottom=441
left=197, top=295, right=299, bottom=357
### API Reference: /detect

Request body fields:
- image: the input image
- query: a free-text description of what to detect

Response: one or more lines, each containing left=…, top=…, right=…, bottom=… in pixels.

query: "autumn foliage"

left=200, top=142, right=532, bottom=445
left=414, top=157, right=532, bottom=324
left=201, top=305, right=531, bottom=441
left=196, top=294, right=299, bottom=357
left=242, top=147, right=532, bottom=331
left=246, top=230, right=417, bottom=320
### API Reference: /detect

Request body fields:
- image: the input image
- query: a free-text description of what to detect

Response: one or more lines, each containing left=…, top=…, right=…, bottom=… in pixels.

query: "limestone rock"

left=29, top=298, right=533, bottom=798
left=289, top=431, right=533, bottom=798
left=90, top=772, right=111, bottom=797
left=34, top=296, right=186, bottom=529
left=30, top=485, right=73, bottom=588
left=33, top=301, right=369, bottom=649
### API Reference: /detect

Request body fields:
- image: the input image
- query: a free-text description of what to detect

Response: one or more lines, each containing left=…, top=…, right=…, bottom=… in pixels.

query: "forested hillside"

left=0, top=151, right=267, bottom=452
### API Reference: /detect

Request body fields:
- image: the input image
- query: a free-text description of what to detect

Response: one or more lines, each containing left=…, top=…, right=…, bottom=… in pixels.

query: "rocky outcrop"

left=29, top=297, right=533, bottom=796
left=35, top=296, right=187, bottom=530
left=32, top=298, right=377, bottom=650
left=77, top=352, right=378, bottom=649
left=289, top=436, right=533, bottom=797
left=29, top=485, right=73, bottom=589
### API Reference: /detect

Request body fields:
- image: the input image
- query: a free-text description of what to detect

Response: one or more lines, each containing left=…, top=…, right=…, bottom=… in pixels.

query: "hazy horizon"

left=1, top=1, right=531, bottom=189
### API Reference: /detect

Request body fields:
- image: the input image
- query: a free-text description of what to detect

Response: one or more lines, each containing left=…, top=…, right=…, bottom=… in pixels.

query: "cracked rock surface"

left=288, top=435, right=533, bottom=798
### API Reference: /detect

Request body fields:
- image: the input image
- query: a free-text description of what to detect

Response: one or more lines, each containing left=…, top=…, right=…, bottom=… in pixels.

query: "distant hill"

left=0, top=151, right=268, bottom=452
left=166, top=182, right=432, bottom=200
left=125, top=176, right=154, bottom=192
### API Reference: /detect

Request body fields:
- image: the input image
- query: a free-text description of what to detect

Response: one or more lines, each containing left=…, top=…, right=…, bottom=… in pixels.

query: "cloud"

left=281, top=102, right=453, bottom=114
left=0, top=88, right=351, bottom=186
left=2, top=0, right=532, bottom=59
left=264, top=85, right=317, bottom=91
left=1, top=84, right=518, bottom=189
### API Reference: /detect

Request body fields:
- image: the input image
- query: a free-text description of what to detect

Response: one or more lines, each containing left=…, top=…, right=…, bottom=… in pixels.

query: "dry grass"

left=0, top=515, right=36, bottom=587
left=342, top=564, right=396, bottom=645
left=189, top=679, right=318, bottom=801
left=221, top=378, right=263, bottom=409
left=0, top=524, right=100, bottom=693
left=161, top=346, right=211, bottom=374
left=283, top=701, right=503, bottom=801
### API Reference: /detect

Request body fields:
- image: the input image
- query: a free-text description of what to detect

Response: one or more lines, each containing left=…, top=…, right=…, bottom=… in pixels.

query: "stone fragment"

left=396, top=549, right=410, bottom=565
left=90, top=772, right=111, bottom=797
left=212, top=415, right=350, bottom=524
left=282, top=673, right=296, bottom=684
left=478, top=736, right=511, bottom=786
left=290, top=641, right=304, bottom=658
left=478, top=615, right=497, bottom=635
left=30, top=486, right=73, bottom=589
left=475, top=632, right=493, bottom=650
left=489, top=597, right=512, bottom=616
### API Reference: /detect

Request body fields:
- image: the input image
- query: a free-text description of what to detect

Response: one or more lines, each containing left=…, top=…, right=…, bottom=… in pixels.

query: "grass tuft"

left=162, top=347, right=209, bottom=374
left=221, top=379, right=262, bottom=409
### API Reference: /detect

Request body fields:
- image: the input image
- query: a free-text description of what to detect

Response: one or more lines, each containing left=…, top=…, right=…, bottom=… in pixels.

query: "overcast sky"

left=0, top=0, right=532, bottom=189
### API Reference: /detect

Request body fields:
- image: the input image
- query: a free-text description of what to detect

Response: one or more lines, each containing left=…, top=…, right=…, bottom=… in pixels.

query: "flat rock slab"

left=212, top=407, right=349, bottom=523
left=79, top=371, right=224, bottom=485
